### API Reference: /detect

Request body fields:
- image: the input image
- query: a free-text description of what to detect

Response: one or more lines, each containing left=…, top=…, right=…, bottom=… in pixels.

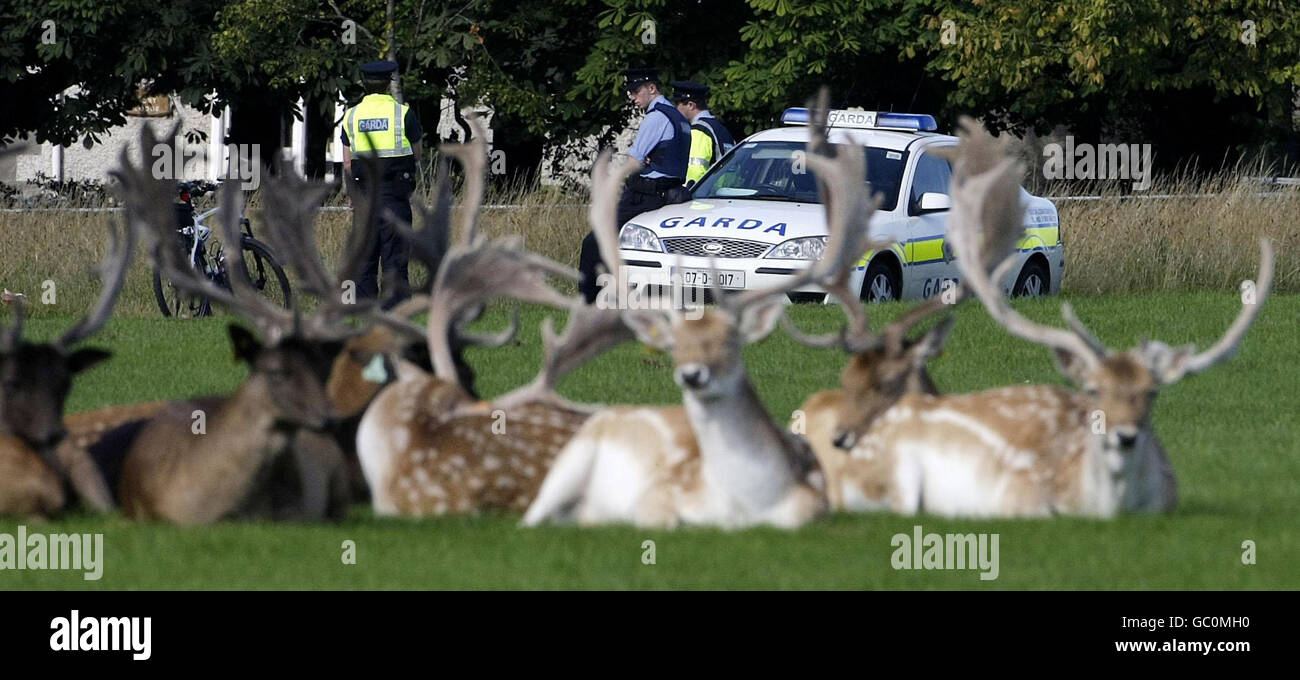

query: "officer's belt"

left=626, top=175, right=683, bottom=195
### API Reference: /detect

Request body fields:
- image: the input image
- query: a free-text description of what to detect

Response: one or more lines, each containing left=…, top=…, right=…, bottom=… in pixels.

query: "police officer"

left=578, top=68, right=691, bottom=303
left=670, top=81, right=735, bottom=187
left=341, top=60, right=423, bottom=305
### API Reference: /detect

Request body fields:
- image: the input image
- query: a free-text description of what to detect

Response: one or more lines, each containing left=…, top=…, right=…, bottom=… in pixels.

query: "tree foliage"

left=2, top=0, right=1297, bottom=168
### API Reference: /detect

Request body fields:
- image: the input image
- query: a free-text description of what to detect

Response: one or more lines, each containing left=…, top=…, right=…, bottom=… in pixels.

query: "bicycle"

left=153, top=180, right=292, bottom=317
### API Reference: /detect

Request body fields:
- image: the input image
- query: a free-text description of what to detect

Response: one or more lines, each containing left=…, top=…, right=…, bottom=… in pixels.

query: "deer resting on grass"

left=356, top=117, right=635, bottom=516
left=111, top=127, right=356, bottom=524
left=838, top=117, right=1274, bottom=518
left=0, top=204, right=132, bottom=517
left=522, top=94, right=895, bottom=529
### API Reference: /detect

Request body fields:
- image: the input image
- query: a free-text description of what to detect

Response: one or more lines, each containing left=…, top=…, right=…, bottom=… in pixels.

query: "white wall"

left=12, top=96, right=215, bottom=185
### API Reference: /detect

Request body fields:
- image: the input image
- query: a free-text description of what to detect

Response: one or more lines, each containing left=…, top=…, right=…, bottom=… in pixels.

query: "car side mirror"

left=916, top=192, right=952, bottom=214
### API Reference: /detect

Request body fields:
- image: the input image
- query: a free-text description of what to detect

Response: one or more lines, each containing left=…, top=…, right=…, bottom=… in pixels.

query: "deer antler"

left=1145, top=238, right=1275, bottom=384
left=487, top=151, right=642, bottom=412
left=374, top=117, right=525, bottom=391
left=117, top=125, right=294, bottom=343
left=258, top=166, right=342, bottom=305
left=0, top=295, right=26, bottom=354
left=440, top=112, right=489, bottom=246
left=491, top=303, right=634, bottom=413
left=729, top=87, right=886, bottom=347
left=391, top=157, right=452, bottom=290
left=256, top=160, right=382, bottom=342
left=55, top=209, right=135, bottom=348
left=942, top=116, right=1106, bottom=369
left=411, top=114, right=577, bottom=383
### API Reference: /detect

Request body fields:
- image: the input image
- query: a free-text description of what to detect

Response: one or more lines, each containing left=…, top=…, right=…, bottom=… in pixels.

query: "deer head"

left=827, top=317, right=956, bottom=449
left=0, top=315, right=112, bottom=452
left=118, top=125, right=369, bottom=432
left=0, top=201, right=130, bottom=453
left=227, top=326, right=337, bottom=431
left=945, top=116, right=1276, bottom=452
left=624, top=89, right=881, bottom=402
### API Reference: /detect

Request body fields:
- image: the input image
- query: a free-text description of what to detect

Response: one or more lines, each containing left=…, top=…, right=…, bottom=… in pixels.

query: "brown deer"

left=110, top=128, right=358, bottom=524
left=356, top=117, right=634, bottom=516
left=522, top=94, right=886, bottom=529
left=0, top=207, right=133, bottom=516
left=839, top=117, right=1274, bottom=518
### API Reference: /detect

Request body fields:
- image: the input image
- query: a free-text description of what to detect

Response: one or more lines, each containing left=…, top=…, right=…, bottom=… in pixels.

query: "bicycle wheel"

left=154, top=269, right=214, bottom=317
left=236, top=237, right=292, bottom=310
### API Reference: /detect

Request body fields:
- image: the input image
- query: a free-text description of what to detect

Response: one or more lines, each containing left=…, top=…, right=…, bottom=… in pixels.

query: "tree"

left=0, top=0, right=222, bottom=146
left=721, top=0, right=1299, bottom=165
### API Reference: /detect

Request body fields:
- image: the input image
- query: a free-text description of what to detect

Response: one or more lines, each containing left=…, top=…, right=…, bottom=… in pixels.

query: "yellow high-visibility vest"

left=345, top=94, right=413, bottom=157
left=685, top=128, right=715, bottom=184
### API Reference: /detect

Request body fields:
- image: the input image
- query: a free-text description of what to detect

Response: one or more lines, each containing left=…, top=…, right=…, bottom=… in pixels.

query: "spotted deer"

left=522, top=95, right=891, bottom=529
left=111, top=128, right=359, bottom=524
left=356, top=117, right=634, bottom=516
left=841, top=117, right=1274, bottom=518
left=0, top=206, right=133, bottom=517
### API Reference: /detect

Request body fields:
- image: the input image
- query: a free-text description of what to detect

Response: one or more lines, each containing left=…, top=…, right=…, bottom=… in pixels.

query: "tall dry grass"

left=1052, top=172, right=1298, bottom=294
left=0, top=181, right=588, bottom=319
left=0, top=169, right=1294, bottom=319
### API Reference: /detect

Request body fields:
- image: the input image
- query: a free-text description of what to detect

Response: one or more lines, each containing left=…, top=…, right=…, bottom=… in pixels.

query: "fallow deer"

left=0, top=205, right=133, bottom=516
left=790, top=311, right=956, bottom=511
left=522, top=94, right=886, bottom=529
left=111, top=127, right=358, bottom=524
left=783, top=93, right=1049, bottom=511
left=841, top=117, right=1274, bottom=518
left=356, top=117, right=634, bottom=516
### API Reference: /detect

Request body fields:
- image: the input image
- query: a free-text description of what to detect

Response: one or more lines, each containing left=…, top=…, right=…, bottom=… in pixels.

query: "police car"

left=616, top=107, right=1063, bottom=301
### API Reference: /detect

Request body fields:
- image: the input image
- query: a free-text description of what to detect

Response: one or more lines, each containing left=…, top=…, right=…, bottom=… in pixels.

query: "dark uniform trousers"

left=352, top=160, right=415, bottom=306
left=579, top=174, right=684, bottom=303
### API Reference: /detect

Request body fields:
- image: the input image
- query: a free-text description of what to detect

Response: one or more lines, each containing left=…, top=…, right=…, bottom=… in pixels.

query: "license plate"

left=674, top=267, right=745, bottom=289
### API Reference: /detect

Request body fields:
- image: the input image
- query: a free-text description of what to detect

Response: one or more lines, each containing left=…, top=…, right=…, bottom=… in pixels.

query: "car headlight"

left=619, top=224, right=663, bottom=252
left=765, top=236, right=827, bottom=259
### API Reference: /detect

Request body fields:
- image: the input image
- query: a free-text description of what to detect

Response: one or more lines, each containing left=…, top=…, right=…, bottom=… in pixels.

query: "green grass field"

left=3, top=292, right=1297, bottom=589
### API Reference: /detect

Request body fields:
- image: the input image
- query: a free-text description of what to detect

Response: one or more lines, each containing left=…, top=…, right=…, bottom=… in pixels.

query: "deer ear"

left=1052, top=347, right=1092, bottom=386
left=67, top=347, right=112, bottom=374
left=228, top=324, right=263, bottom=364
left=1141, top=341, right=1195, bottom=385
left=908, top=316, right=956, bottom=367
left=739, top=297, right=786, bottom=343
left=622, top=310, right=674, bottom=351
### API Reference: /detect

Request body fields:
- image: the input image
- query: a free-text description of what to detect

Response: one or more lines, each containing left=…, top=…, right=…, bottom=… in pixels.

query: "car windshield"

left=692, top=140, right=906, bottom=211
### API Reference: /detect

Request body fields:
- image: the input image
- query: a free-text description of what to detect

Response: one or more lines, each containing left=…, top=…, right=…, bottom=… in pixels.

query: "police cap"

left=670, top=81, right=710, bottom=104
left=624, top=68, right=660, bottom=93
left=361, top=61, right=399, bottom=79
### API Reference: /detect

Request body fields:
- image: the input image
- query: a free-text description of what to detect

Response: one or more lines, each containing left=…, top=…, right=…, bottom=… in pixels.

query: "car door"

left=904, top=147, right=957, bottom=299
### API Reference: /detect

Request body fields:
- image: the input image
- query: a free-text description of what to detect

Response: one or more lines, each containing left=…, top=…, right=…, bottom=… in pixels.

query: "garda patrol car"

left=616, top=107, right=1062, bottom=301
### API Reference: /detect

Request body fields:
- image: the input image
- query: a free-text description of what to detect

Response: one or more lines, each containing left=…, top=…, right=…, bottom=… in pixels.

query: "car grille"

left=661, top=237, right=770, bottom=259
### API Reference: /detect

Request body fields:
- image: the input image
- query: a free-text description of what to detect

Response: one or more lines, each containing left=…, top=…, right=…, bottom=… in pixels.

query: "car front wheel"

left=860, top=259, right=900, bottom=302
left=1012, top=259, right=1049, bottom=297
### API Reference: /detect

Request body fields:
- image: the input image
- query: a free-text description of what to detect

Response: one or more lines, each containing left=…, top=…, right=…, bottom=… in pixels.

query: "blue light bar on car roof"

left=781, top=107, right=937, bottom=132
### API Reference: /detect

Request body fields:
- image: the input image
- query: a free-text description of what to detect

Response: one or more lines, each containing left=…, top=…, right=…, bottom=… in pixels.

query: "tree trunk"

left=387, top=0, right=402, bottom=102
